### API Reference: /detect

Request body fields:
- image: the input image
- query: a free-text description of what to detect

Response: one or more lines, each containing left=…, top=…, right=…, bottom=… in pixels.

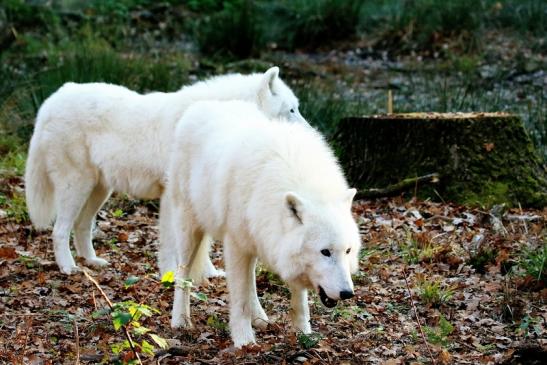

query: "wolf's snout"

left=339, top=290, right=354, bottom=300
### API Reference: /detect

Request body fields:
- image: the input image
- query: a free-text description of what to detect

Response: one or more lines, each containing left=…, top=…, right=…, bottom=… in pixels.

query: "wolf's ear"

left=344, top=188, right=357, bottom=206
left=262, top=66, right=279, bottom=94
left=285, top=191, right=304, bottom=224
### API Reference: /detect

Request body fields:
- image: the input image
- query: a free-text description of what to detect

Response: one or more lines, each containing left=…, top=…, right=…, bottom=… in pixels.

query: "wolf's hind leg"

left=202, top=235, right=225, bottom=279
left=51, top=176, right=95, bottom=274
left=74, top=183, right=111, bottom=268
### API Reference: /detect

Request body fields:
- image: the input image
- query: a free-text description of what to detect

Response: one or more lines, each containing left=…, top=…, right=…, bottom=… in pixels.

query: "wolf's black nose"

left=340, top=290, right=354, bottom=300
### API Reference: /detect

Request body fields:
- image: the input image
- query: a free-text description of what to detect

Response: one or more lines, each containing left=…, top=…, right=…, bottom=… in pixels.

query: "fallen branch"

left=505, top=214, right=542, bottom=222
left=356, top=173, right=440, bottom=199
left=402, top=266, right=436, bottom=365
left=83, top=270, right=142, bottom=365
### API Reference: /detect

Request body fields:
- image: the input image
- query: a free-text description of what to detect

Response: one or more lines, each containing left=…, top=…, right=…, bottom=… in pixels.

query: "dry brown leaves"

left=0, top=197, right=545, bottom=364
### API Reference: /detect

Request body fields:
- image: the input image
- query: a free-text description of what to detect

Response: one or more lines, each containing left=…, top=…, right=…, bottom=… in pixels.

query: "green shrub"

left=193, top=0, right=257, bottom=59
left=424, top=314, right=454, bottom=347
left=260, top=0, right=362, bottom=50
left=490, top=0, right=546, bottom=35
left=193, top=0, right=363, bottom=58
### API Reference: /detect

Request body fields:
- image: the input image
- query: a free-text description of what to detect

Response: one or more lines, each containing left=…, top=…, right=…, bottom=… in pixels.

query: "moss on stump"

left=334, top=112, right=547, bottom=208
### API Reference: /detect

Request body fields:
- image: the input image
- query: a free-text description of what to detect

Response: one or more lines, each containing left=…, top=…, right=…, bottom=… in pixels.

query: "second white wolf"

left=161, top=100, right=361, bottom=348
left=24, top=67, right=305, bottom=275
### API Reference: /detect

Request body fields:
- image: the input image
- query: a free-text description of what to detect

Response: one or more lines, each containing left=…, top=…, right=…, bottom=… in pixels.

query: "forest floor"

left=0, top=171, right=545, bottom=364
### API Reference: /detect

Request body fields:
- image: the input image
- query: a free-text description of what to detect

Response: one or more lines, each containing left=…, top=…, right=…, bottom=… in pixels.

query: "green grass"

left=0, top=191, right=28, bottom=223
left=399, top=232, right=441, bottom=264
left=519, top=243, right=546, bottom=283
left=0, top=150, right=26, bottom=177
left=0, top=0, right=545, bottom=165
left=0, top=40, right=191, bottom=154
left=297, top=86, right=370, bottom=138
left=417, top=278, right=455, bottom=307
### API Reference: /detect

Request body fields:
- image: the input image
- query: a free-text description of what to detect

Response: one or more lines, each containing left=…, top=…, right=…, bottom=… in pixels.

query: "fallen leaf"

left=0, top=246, right=17, bottom=259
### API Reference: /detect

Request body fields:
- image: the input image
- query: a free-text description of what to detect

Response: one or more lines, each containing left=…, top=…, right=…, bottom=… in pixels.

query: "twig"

left=92, top=289, right=98, bottom=311
left=356, top=173, right=440, bottom=199
left=83, top=270, right=143, bottom=365
left=402, top=266, right=436, bottom=365
left=74, top=319, right=80, bottom=365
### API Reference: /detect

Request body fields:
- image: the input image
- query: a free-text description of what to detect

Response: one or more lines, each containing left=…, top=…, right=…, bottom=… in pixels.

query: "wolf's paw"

left=171, top=315, right=193, bottom=330
left=85, top=257, right=109, bottom=268
left=292, top=319, right=312, bottom=334
left=251, top=307, right=269, bottom=329
left=59, top=264, right=81, bottom=275
left=205, top=267, right=225, bottom=279
left=232, top=334, right=256, bottom=349
left=251, top=316, right=269, bottom=330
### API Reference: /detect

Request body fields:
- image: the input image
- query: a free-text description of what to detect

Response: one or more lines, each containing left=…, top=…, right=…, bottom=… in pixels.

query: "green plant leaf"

left=124, top=276, right=140, bottom=289
left=140, top=339, right=155, bottom=356
left=133, top=325, right=151, bottom=336
left=92, top=307, right=111, bottom=319
left=112, top=311, right=132, bottom=330
left=297, top=332, right=323, bottom=349
left=161, top=271, right=175, bottom=288
left=191, top=292, right=207, bottom=301
left=149, top=333, right=168, bottom=349
left=111, top=340, right=130, bottom=354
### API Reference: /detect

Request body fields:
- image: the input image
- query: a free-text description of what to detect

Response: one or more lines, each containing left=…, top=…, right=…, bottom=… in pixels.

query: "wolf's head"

left=280, top=188, right=361, bottom=308
left=257, top=67, right=307, bottom=125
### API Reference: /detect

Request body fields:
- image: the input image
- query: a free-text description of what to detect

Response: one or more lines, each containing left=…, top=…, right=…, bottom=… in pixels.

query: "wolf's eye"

left=290, top=108, right=295, bottom=113
left=346, top=248, right=351, bottom=254
left=321, top=249, right=331, bottom=257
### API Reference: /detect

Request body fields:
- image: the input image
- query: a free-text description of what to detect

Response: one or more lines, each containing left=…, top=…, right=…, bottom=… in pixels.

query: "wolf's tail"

left=24, top=131, right=55, bottom=229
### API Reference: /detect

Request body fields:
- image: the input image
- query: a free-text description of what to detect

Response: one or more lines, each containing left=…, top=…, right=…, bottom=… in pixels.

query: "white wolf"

left=162, top=100, right=361, bottom=348
left=25, top=67, right=306, bottom=275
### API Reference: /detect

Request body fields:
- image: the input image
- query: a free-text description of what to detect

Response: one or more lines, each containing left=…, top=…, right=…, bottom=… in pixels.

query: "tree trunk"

left=333, top=112, right=547, bottom=208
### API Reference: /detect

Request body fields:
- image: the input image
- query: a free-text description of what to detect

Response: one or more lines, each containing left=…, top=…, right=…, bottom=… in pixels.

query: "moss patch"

left=334, top=113, right=547, bottom=208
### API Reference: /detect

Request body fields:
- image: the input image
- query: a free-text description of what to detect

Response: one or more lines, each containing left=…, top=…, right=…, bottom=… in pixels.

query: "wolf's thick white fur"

left=162, top=101, right=361, bottom=348
left=25, top=67, right=305, bottom=275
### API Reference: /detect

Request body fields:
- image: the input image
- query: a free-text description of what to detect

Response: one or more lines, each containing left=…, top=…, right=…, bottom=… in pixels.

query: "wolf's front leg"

left=171, top=282, right=192, bottom=329
left=169, top=209, right=197, bottom=330
left=248, top=256, right=269, bottom=329
left=224, top=239, right=255, bottom=348
left=289, top=284, right=311, bottom=334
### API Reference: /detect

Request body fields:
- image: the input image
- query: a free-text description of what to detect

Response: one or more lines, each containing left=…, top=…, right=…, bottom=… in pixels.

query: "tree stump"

left=333, top=112, right=547, bottom=208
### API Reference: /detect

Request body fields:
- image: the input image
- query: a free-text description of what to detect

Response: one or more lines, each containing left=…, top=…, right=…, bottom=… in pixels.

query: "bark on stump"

left=333, top=112, right=547, bottom=208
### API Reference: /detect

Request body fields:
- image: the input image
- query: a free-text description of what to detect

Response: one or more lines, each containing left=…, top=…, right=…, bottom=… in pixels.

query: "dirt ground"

left=0, top=188, right=545, bottom=364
